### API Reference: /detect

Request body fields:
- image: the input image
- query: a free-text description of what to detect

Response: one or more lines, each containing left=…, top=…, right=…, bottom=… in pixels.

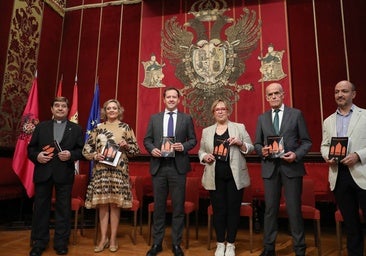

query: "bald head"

left=266, top=83, right=283, bottom=94
left=334, top=80, right=356, bottom=111
left=266, top=83, right=284, bottom=109
left=335, top=80, right=355, bottom=91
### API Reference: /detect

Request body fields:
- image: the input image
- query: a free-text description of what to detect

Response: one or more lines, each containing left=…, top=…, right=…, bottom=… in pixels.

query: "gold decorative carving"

left=161, top=0, right=261, bottom=127
left=44, top=0, right=66, bottom=17
left=0, top=0, right=42, bottom=147
left=64, top=0, right=142, bottom=13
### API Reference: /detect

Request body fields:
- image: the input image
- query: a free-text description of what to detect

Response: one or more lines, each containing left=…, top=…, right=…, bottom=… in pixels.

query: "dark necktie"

left=273, top=109, right=280, bottom=135
left=167, top=112, right=174, bottom=137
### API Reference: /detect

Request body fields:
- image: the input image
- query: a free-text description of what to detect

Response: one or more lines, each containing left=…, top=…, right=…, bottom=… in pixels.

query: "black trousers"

left=31, top=178, right=72, bottom=249
left=334, top=164, right=366, bottom=256
left=209, top=171, right=243, bottom=243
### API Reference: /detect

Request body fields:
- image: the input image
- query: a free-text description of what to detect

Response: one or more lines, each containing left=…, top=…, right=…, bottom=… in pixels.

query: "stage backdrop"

left=137, top=0, right=291, bottom=154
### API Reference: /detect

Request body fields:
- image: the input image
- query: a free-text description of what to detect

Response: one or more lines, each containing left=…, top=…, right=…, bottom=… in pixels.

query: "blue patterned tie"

left=273, top=109, right=280, bottom=135
left=167, top=112, right=174, bottom=137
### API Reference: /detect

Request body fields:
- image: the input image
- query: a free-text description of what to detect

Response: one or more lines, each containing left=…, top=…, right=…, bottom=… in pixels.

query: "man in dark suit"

left=144, top=87, right=197, bottom=256
left=28, top=97, right=84, bottom=256
left=254, top=83, right=312, bottom=256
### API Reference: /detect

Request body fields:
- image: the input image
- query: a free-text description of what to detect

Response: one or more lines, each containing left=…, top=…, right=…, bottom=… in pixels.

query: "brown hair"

left=52, top=96, right=69, bottom=108
left=163, top=87, right=181, bottom=97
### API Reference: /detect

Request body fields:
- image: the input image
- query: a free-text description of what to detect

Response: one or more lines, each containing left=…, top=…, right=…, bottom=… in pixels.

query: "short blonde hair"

left=100, top=99, right=124, bottom=121
left=210, top=99, right=232, bottom=114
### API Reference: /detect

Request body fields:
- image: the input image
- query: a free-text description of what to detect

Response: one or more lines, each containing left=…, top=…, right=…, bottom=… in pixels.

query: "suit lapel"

left=158, top=112, right=164, bottom=138
left=265, top=110, right=275, bottom=134
left=330, top=113, right=337, bottom=136
left=280, top=106, right=296, bottom=134
left=228, top=122, right=237, bottom=138
left=280, top=107, right=290, bottom=134
left=46, top=120, right=55, bottom=141
left=60, top=121, right=73, bottom=144
left=175, top=112, right=182, bottom=136
left=347, top=107, right=361, bottom=137
left=206, top=125, right=216, bottom=153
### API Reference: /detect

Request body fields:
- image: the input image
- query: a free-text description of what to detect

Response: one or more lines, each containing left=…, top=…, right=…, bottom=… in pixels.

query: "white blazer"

left=321, top=105, right=366, bottom=190
left=198, top=121, right=254, bottom=190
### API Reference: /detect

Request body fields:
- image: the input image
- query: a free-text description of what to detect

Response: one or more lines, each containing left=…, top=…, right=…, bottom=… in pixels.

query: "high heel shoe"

left=94, top=238, right=109, bottom=253
left=109, top=243, right=119, bottom=253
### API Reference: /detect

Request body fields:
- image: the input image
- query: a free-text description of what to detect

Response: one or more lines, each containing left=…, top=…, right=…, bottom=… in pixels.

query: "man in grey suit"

left=144, top=87, right=197, bottom=256
left=321, top=80, right=366, bottom=256
left=254, top=83, right=312, bottom=256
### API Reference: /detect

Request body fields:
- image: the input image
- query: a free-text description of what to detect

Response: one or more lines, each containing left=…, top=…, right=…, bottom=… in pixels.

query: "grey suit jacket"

left=321, top=105, right=366, bottom=190
left=143, top=111, right=197, bottom=175
left=198, top=121, right=254, bottom=190
left=254, top=106, right=312, bottom=178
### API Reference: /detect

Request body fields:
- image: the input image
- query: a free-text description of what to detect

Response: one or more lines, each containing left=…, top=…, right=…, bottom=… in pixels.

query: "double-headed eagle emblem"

left=161, top=0, right=261, bottom=127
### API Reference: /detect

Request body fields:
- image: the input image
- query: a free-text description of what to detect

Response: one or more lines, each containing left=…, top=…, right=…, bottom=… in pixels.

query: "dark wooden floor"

left=0, top=218, right=351, bottom=256
left=0, top=198, right=352, bottom=256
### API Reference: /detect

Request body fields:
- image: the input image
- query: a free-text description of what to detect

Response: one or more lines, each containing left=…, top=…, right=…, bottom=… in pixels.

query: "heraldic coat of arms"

left=161, top=0, right=261, bottom=127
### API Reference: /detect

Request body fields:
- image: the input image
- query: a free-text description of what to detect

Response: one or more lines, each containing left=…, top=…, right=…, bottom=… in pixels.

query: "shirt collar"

left=336, top=104, right=354, bottom=116
left=53, top=119, right=67, bottom=124
left=272, top=104, right=284, bottom=113
left=165, top=109, right=178, bottom=114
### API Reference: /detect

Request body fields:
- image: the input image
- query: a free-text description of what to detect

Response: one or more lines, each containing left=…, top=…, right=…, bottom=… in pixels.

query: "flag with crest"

left=12, top=74, right=39, bottom=198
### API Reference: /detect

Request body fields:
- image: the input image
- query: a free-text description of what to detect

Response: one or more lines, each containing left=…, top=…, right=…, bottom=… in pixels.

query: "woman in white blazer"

left=198, top=99, right=254, bottom=256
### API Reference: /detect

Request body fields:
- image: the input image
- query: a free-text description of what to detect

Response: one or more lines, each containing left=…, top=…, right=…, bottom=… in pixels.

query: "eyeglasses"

left=214, top=107, right=227, bottom=112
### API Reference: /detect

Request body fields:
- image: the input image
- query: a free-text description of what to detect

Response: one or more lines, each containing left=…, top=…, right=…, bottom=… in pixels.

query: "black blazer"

left=143, top=111, right=197, bottom=175
left=28, top=120, right=84, bottom=184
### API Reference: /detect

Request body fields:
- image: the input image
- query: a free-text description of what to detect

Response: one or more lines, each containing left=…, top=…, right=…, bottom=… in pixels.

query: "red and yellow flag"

left=68, top=76, right=79, bottom=173
left=68, top=77, right=78, bottom=123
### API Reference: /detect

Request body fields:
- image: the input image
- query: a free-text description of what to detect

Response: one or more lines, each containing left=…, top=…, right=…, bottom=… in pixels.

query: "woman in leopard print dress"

left=83, top=99, right=139, bottom=252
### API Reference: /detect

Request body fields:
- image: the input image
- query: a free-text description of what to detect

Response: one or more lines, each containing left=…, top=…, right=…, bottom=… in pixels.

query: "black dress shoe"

left=172, top=245, right=184, bottom=256
left=55, top=247, right=68, bottom=255
left=146, top=244, right=162, bottom=256
left=259, top=249, right=275, bottom=256
left=29, top=247, right=44, bottom=256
